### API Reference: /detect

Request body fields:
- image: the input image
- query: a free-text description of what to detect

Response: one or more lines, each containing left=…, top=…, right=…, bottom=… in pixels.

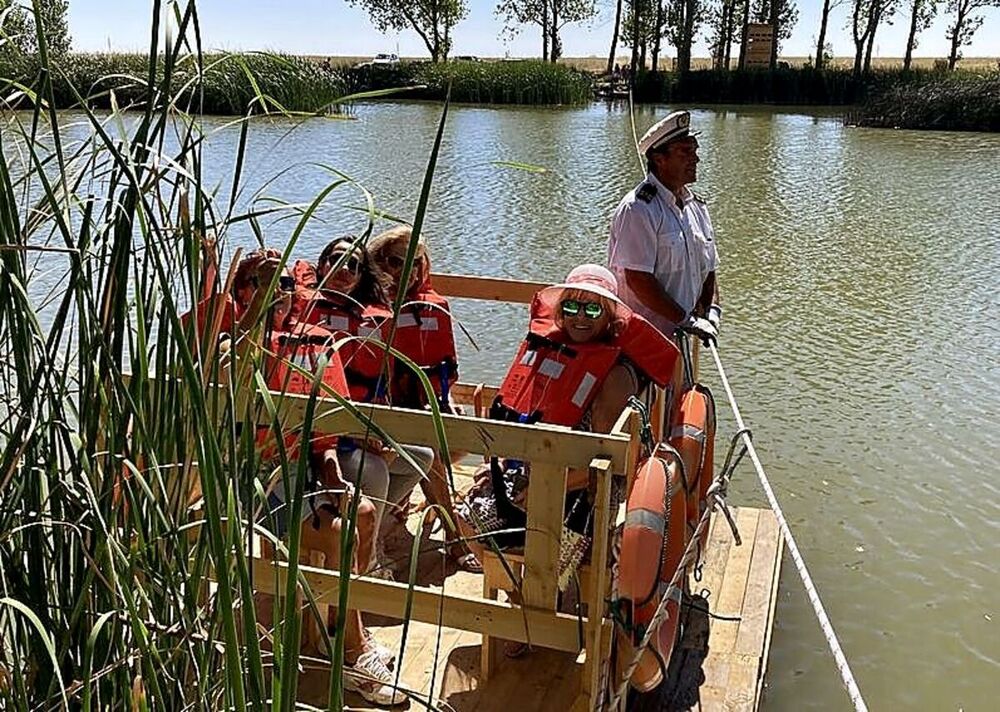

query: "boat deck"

left=296, top=469, right=783, bottom=711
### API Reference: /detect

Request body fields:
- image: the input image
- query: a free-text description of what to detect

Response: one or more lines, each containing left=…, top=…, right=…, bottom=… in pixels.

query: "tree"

left=349, top=0, right=468, bottom=62
left=945, top=0, right=998, bottom=70
left=0, top=0, right=32, bottom=59
left=34, top=0, right=70, bottom=56
left=497, top=0, right=596, bottom=62
left=708, top=0, right=740, bottom=69
left=815, top=0, right=847, bottom=68
left=666, top=0, right=707, bottom=73
left=850, top=0, right=898, bottom=77
left=621, top=0, right=662, bottom=72
left=737, top=0, right=750, bottom=67
left=0, top=0, right=70, bottom=58
left=902, top=0, right=939, bottom=70
left=607, top=0, right=624, bottom=72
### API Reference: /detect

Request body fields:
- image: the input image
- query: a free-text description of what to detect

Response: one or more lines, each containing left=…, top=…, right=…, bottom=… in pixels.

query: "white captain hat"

left=638, top=110, right=699, bottom=155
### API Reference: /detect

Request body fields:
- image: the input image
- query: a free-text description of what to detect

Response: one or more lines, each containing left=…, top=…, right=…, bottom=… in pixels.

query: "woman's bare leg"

left=299, top=507, right=366, bottom=655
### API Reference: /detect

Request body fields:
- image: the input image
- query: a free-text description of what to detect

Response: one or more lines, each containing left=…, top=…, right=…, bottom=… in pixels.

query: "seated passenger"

left=292, top=236, right=435, bottom=579
left=368, top=226, right=482, bottom=573
left=457, top=264, right=677, bottom=563
left=367, top=226, right=459, bottom=411
left=225, top=250, right=404, bottom=706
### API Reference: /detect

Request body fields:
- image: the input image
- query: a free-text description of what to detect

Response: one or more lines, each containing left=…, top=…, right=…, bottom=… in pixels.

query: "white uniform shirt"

left=607, top=172, right=719, bottom=335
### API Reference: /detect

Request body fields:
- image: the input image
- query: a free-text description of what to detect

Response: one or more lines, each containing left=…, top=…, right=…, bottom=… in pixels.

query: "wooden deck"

left=296, top=472, right=783, bottom=711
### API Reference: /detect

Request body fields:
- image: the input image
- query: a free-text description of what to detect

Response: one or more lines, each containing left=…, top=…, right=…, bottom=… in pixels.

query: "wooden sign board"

left=744, top=23, right=774, bottom=69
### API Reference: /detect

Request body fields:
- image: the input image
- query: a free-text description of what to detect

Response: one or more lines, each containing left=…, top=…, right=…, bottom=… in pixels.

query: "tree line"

left=1, top=0, right=995, bottom=78
left=347, top=0, right=999, bottom=76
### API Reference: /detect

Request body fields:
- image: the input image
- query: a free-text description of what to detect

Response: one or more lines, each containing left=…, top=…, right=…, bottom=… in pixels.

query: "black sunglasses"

left=385, top=255, right=406, bottom=269
left=561, top=299, right=604, bottom=319
left=327, top=253, right=361, bottom=273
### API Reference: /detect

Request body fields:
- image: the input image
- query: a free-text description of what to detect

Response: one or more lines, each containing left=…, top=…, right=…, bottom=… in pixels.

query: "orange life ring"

left=617, top=450, right=687, bottom=692
left=669, top=384, right=716, bottom=561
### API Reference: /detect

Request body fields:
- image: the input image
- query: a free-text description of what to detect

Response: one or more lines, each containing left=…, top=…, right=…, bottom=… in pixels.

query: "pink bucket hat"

left=538, top=264, right=633, bottom=319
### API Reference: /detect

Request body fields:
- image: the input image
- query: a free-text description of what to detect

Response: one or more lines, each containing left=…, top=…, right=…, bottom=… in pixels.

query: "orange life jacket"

left=293, top=291, right=392, bottom=403
left=385, top=287, right=459, bottom=407
left=182, top=292, right=238, bottom=339
left=258, top=323, right=351, bottom=459
left=491, top=295, right=679, bottom=428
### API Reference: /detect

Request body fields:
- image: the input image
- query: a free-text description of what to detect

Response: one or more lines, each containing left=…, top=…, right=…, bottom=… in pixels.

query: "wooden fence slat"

left=251, top=559, right=585, bottom=653
left=521, top=462, right=565, bottom=610
left=261, top=389, right=631, bottom=469
left=431, top=273, right=549, bottom=304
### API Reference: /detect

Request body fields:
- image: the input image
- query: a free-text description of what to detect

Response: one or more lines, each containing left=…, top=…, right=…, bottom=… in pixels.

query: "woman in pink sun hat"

left=456, top=264, right=679, bottom=657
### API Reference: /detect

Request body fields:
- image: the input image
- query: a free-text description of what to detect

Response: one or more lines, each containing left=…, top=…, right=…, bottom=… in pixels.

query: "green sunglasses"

left=560, top=299, right=604, bottom=319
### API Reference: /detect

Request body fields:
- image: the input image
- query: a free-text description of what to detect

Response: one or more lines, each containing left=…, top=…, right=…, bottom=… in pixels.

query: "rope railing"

left=602, top=340, right=869, bottom=712
left=705, top=341, right=869, bottom=712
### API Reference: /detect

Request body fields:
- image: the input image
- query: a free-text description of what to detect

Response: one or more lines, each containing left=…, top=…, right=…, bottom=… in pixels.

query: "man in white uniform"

left=607, top=110, right=721, bottom=344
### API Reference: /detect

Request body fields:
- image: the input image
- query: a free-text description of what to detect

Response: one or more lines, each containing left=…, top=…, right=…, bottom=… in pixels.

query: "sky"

left=68, top=0, right=1000, bottom=62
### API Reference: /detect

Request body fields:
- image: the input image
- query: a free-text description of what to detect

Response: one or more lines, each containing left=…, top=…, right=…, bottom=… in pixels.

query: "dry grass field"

left=312, top=54, right=999, bottom=73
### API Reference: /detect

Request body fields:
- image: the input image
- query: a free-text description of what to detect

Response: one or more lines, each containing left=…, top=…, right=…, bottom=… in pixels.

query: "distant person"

left=607, top=110, right=721, bottom=346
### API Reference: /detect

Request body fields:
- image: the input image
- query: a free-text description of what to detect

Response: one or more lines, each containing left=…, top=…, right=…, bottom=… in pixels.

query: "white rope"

left=706, top=342, right=869, bottom=712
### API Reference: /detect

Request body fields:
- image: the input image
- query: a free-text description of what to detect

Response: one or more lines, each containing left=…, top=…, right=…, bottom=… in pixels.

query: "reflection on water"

left=18, top=102, right=1000, bottom=709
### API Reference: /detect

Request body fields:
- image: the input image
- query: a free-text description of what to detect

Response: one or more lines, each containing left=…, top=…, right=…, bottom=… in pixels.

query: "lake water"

left=20, top=101, right=1000, bottom=709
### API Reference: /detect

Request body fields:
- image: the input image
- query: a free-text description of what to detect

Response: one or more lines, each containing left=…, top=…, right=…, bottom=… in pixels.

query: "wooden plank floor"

left=295, top=464, right=782, bottom=711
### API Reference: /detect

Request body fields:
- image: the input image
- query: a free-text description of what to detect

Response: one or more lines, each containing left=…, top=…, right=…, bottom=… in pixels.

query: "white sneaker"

left=344, top=648, right=406, bottom=706
left=364, top=628, right=396, bottom=670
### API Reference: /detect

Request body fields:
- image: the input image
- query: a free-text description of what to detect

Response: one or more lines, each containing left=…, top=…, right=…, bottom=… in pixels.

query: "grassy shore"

left=3, top=50, right=997, bottom=128
left=848, top=71, right=1000, bottom=131
left=342, top=59, right=593, bottom=105
left=0, top=51, right=348, bottom=114
left=315, top=54, right=1000, bottom=73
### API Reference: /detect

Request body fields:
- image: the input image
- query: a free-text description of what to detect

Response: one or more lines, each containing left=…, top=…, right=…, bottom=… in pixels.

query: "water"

left=17, top=102, right=1000, bottom=709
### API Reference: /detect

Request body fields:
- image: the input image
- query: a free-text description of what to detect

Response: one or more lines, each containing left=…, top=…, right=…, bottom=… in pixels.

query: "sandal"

left=503, top=640, right=529, bottom=658
left=449, top=545, right=483, bottom=574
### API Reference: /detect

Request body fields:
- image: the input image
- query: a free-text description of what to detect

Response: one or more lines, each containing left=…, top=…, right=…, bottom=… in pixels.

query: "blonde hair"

left=368, top=225, right=431, bottom=295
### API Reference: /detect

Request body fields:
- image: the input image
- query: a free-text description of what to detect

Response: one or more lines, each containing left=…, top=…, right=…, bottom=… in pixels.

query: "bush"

left=632, top=66, right=865, bottom=105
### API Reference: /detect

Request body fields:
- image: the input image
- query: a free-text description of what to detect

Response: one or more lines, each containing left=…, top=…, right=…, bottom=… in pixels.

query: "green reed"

left=0, top=49, right=348, bottom=115
left=0, top=1, right=463, bottom=709
left=346, top=59, right=594, bottom=106
left=849, top=70, right=1000, bottom=131
left=632, top=65, right=1000, bottom=131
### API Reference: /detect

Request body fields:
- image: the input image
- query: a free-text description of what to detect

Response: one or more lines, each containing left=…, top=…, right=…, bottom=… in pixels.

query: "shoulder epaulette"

left=636, top=182, right=657, bottom=203
left=692, top=191, right=707, bottom=205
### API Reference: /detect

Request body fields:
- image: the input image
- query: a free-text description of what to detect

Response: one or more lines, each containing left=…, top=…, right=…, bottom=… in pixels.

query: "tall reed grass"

left=0, top=1, right=458, bottom=709
left=849, top=71, right=1000, bottom=131
left=0, top=50, right=348, bottom=114
left=345, top=59, right=594, bottom=105
left=632, top=66, right=1000, bottom=124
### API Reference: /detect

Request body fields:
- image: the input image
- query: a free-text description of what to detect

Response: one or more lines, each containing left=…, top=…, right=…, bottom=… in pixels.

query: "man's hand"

left=680, top=314, right=718, bottom=346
